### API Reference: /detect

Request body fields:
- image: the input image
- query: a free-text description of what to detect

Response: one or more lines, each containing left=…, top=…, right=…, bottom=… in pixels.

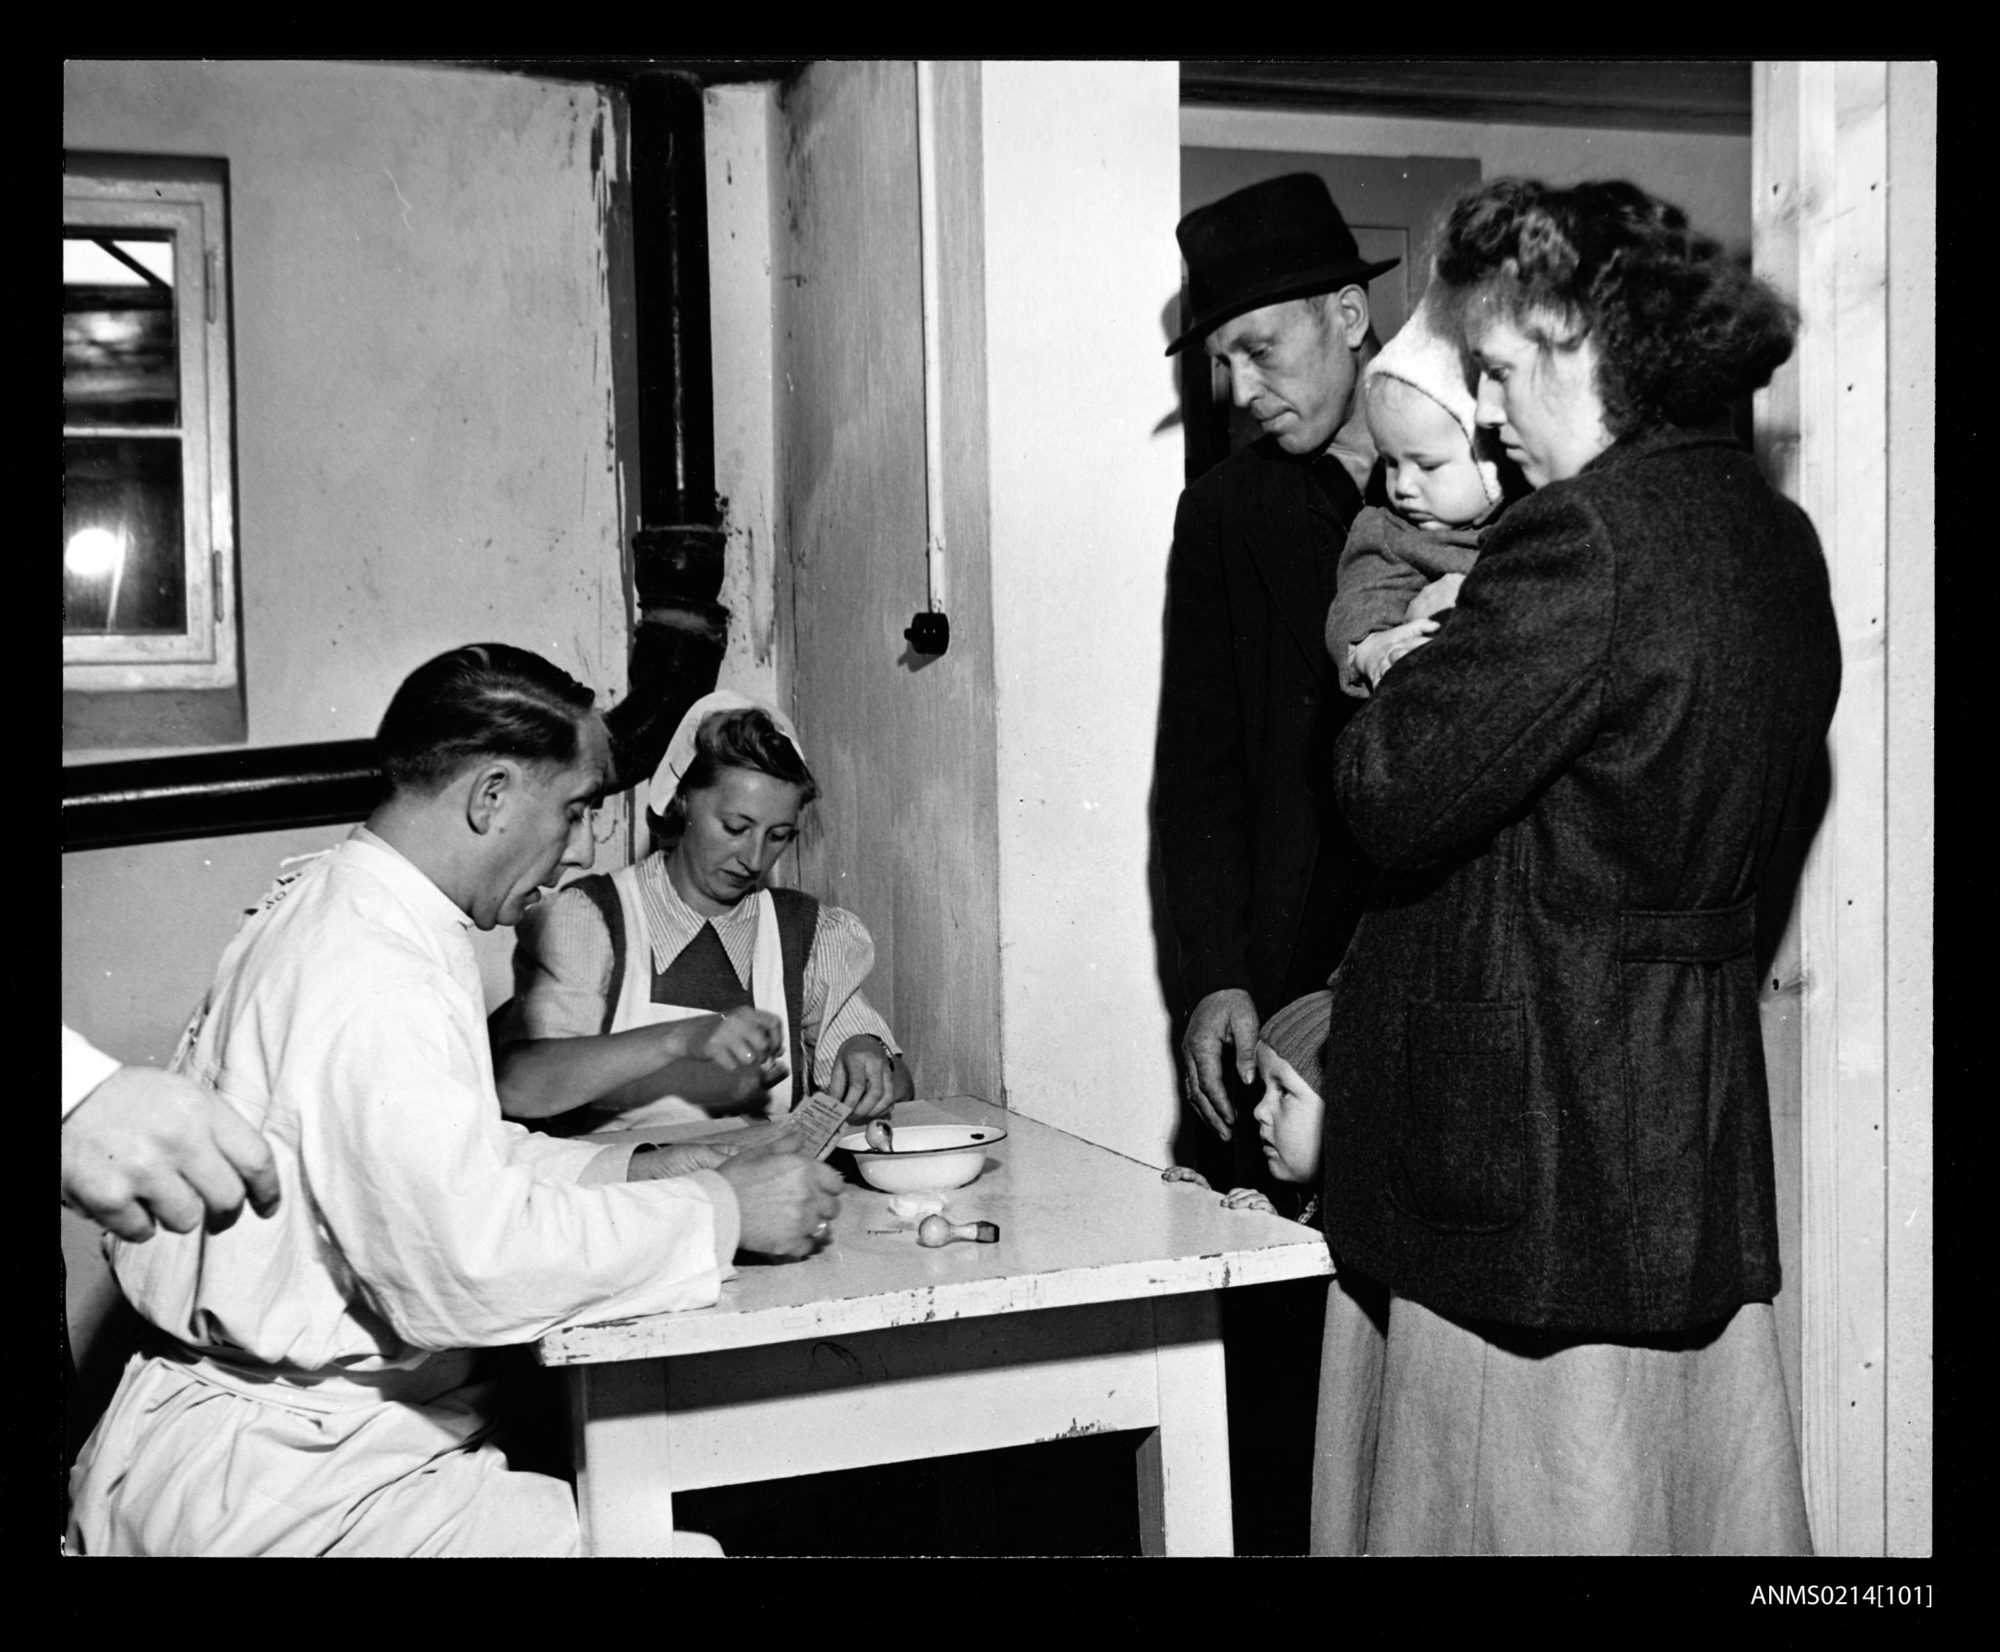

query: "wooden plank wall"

left=1881, top=59, right=1935, bottom=1563
left=774, top=61, right=1006, bottom=1103
left=1752, top=60, right=1933, bottom=1558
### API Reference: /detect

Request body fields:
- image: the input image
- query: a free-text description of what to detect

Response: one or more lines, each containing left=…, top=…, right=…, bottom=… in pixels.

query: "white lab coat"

left=68, top=830, right=741, bottom=1556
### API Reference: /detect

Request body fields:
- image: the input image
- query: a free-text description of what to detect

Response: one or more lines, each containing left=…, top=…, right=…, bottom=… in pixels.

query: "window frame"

left=63, top=154, right=238, bottom=696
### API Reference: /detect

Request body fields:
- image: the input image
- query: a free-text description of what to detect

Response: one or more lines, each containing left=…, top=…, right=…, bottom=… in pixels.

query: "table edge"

left=537, top=1245, right=1334, bottom=1366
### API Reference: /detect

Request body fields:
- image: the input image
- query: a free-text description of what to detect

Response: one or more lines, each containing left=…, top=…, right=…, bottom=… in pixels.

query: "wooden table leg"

left=570, top=1359, right=679, bottom=1557
left=1135, top=1289, right=1233, bottom=1556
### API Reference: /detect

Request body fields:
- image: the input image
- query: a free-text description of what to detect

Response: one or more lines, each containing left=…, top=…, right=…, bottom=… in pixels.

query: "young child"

left=1325, top=294, right=1509, bottom=697
left=1164, top=990, right=1330, bottom=1226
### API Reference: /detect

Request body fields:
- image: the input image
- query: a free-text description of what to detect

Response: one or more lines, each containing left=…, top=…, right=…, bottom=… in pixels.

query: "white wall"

left=64, top=61, right=635, bottom=761
left=981, top=63, right=1185, bottom=1164
left=1183, top=103, right=1753, bottom=251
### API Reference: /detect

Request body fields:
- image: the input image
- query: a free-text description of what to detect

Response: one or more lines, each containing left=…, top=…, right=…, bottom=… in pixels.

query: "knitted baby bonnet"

left=1363, top=293, right=1502, bottom=506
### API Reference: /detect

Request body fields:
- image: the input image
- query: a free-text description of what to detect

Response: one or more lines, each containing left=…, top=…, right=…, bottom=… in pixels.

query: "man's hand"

left=1181, top=988, right=1260, bottom=1141
left=822, top=1035, right=901, bottom=1122
left=713, top=1143, right=845, bottom=1260
left=61, top=1068, right=280, bottom=1243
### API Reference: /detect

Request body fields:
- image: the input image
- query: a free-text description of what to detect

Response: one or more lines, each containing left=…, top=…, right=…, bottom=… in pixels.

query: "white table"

left=536, top=1097, right=1333, bottom=1556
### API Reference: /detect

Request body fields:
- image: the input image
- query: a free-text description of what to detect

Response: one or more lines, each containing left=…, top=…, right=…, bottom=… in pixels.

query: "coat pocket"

left=1390, top=1000, right=1528, bottom=1233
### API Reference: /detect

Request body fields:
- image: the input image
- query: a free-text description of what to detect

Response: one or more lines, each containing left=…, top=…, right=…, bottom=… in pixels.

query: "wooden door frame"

left=1753, top=60, right=1934, bottom=1558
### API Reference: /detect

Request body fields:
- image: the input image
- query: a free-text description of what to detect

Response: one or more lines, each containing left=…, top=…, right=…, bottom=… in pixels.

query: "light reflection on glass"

left=63, top=439, right=185, bottom=635
left=64, top=526, right=124, bottom=580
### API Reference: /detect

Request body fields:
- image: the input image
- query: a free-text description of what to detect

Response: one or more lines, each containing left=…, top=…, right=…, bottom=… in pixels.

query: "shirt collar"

left=647, top=854, right=759, bottom=931
left=344, top=825, right=477, bottom=935
left=639, top=854, right=762, bottom=973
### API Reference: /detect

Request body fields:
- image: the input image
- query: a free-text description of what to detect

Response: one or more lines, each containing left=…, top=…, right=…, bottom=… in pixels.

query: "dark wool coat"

left=1155, top=438, right=1380, bottom=1020
left=1321, top=423, right=1841, bottom=1335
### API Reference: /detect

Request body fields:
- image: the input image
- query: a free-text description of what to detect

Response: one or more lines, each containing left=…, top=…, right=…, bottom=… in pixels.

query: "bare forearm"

left=494, top=1023, right=708, bottom=1119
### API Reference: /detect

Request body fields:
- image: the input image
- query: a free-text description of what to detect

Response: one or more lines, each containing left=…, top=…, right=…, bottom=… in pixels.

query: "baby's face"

left=1367, top=379, right=1492, bottom=531
left=1252, top=1041, right=1325, bottom=1185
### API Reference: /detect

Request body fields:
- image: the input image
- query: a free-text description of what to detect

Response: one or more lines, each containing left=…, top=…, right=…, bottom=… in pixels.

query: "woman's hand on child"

left=1356, top=618, right=1440, bottom=688
left=1405, top=571, right=1465, bottom=623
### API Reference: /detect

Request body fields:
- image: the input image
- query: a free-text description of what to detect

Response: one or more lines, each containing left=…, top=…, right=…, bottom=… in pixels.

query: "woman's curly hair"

left=1431, top=178, right=1798, bottom=438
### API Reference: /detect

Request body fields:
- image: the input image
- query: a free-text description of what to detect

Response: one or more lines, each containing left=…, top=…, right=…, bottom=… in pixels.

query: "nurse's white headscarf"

left=647, top=689, right=809, bottom=818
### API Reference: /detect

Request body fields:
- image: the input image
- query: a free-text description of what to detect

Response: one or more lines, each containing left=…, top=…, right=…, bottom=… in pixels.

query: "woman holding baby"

left=1310, top=179, right=1840, bottom=1555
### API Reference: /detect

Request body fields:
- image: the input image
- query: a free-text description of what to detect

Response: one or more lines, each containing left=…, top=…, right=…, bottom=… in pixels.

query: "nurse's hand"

left=714, top=1143, right=845, bottom=1259
left=61, top=1067, right=280, bottom=1243
left=699, top=1006, right=785, bottom=1070
left=823, top=1034, right=908, bottom=1122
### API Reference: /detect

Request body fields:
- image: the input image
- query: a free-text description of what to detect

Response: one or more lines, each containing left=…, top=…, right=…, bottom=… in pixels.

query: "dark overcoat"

left=1322, top=423, right=1842, bottom=1335
left=1155, top=439, right=1379, bottom=1021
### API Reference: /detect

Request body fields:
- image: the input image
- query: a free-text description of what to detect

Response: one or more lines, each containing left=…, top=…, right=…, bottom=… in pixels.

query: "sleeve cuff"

left=575, top=1143, right=638, bottom=1186
left=688, top=1169, right=741, bottom=1267
left=61, top=1025, right=123, bottom=1120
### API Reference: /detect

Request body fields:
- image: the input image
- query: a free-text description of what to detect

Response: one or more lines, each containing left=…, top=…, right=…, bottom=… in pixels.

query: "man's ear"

left=464, top=760, right=517, bottom=837
left=1333, top=284, right=1372, bottom=350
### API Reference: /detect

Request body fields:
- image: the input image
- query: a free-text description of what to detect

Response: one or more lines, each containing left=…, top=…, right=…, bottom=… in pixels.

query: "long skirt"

left=1308, top=1275, right=1812, bottom=1556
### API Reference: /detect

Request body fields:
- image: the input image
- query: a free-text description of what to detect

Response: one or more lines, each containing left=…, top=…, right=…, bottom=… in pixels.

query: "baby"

left=1326, top=294, right=1508, bottom=696
left=1163, top=990, right=1330, bottom=1226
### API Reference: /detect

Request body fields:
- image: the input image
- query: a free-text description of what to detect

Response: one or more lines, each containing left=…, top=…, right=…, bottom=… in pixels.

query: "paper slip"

left=773, top=1090, right=857, bottom=1161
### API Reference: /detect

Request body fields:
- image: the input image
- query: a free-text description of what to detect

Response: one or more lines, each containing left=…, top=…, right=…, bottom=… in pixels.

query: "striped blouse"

left=497, top=855, right=899, bottom=1089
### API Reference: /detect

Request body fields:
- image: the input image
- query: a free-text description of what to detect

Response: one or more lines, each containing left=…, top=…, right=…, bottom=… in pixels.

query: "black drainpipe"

left=605, top=71, right=728, bottom=800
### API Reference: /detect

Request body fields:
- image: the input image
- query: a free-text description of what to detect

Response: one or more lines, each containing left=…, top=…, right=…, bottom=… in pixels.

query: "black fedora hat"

left=1167, top=172, right=1400, bottom=356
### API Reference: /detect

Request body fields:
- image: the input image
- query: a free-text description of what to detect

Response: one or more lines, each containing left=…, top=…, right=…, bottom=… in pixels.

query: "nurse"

left=495, top=691, right=910, bottom=1131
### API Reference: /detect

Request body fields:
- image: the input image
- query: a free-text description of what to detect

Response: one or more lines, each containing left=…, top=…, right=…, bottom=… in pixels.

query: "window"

left=64, top=154, right=240, bottom=745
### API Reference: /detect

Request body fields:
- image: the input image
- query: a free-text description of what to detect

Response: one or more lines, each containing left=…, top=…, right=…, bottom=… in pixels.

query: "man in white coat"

left=67, top=643, right=844, bottom=1556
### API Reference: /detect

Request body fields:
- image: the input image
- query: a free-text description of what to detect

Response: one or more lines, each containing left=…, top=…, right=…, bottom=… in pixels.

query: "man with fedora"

left=1154, top=171, right=1396, bottom=1552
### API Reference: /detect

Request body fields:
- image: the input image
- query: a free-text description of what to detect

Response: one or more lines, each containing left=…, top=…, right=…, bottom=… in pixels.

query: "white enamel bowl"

left=836, top=1123, right=1008, bottom=1193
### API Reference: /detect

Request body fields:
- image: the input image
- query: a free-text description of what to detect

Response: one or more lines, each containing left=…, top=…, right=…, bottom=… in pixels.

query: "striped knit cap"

left=1258, top=990, right=1333, bottom=1098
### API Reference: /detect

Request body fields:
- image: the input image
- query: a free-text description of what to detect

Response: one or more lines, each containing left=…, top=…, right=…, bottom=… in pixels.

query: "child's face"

left=1366, top=379, right=1492, bottom=531
left=1252, top=1040, right=1325, bottom=1185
